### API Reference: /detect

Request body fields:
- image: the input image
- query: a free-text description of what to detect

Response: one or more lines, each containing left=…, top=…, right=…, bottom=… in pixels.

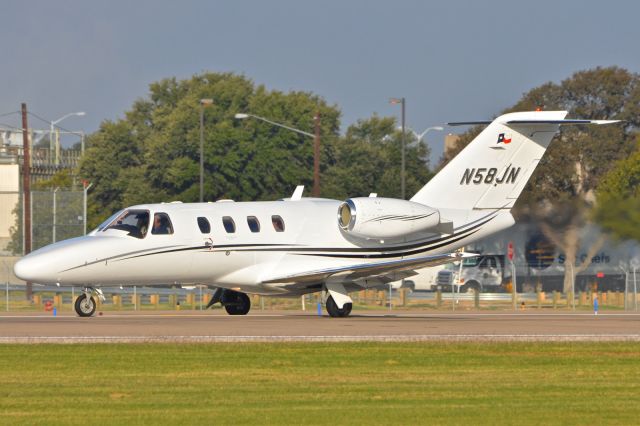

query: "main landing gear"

left=74, top=287, right=105, bottom=317
left=324, top=283, right=353, bottom=318
left=325, top=295, right=352, bottom=318
left=206, top=288, right=251, bottom=315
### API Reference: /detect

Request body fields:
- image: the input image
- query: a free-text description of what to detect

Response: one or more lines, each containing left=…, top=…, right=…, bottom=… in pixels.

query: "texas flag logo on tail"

left=497, top=133, right=512, bottom=144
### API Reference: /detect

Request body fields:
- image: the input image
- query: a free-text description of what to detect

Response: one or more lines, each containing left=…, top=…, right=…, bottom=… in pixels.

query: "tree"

left=322, top=115, right=432, bottom=200
left=593, top=137, right=640, bottom=242
left=439, top=67, right=640, bottom=292
left=80, top=72, right=341, bottom=228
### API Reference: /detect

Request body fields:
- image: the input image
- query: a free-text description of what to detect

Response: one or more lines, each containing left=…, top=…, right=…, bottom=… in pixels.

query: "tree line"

left=444, top=66, right=640, bottom=291
left=78, top=72, right=431, bottom=229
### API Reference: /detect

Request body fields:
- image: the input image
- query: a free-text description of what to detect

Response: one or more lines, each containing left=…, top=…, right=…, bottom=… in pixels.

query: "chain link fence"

left=1, top=190, right=84, bottom=256
left=1, top=191, right=639, bottom=312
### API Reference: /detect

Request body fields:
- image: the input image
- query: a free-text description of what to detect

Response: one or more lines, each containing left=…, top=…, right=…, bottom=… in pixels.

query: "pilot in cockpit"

left=152, top=213, right=172, bottom=235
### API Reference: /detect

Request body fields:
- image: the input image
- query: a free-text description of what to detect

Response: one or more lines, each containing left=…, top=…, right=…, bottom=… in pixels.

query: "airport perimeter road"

left=1, top=310, right=640, bottom=343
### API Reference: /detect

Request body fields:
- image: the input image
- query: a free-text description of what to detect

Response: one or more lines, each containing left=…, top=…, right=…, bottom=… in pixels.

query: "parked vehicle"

left=436, top=254, right=510, bottom=293
left=393, top=265, right=446, bottom=292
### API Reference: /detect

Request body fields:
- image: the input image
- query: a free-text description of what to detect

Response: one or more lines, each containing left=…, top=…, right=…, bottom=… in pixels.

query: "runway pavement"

left=1, top=309, right=640, bottom=343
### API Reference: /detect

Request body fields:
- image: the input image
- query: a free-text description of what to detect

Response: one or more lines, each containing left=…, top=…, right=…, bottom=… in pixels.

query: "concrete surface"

left=1, top=310, right=639, bottom=343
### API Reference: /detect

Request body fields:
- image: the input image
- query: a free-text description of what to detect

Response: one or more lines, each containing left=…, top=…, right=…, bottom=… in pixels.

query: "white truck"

left=435, top=254, right=509, bottom=293
left=392, top=265, right=446, bottom=292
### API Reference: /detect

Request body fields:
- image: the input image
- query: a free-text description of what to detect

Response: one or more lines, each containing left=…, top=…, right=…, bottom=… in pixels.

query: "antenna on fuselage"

left=291, top=185, right=304, bottom=201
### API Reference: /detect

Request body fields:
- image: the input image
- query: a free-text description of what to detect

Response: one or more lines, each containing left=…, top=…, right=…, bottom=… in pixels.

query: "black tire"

left=74, top=294, right=96, bottom=317
left=222, top=291, right=251, bottom=315
left=325, top=295, right=352, bottom=318
left=462, top=281, right=480, bottom=294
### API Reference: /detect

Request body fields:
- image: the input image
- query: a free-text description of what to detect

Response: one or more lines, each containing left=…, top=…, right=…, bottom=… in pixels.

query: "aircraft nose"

left=13, top=255, right=40, bottom=282
left=14, top=250, right=62, bottom=283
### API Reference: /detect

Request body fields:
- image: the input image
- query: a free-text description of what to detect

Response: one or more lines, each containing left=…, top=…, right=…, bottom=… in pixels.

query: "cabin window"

left=151, top=213, right=174, bottom=235
left=104, top=209, right=149, bottom=239
left=271, top=215, right=285, bottom=232
left=197, top=217, right=211, bottom=234
left=222, top=216, right=236, bottom=233
left=247, top=216, right=260, bottom=233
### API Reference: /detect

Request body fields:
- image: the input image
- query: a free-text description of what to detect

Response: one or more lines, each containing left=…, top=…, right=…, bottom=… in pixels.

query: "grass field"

left=1, top=342, right=640, bottom=425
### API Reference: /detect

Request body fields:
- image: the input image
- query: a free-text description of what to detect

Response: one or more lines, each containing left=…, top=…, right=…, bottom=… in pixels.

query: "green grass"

left=1, top=342, right=640, bottom=425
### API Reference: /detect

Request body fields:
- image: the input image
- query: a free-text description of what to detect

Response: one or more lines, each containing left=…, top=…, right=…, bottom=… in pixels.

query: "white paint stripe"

left=1, top=334, right=640, bottom=343
left=0, top=314, right=286, bottom=319
left=1, top=312, right=639, bottom=319
left=352, top=311, right=640, bottom=318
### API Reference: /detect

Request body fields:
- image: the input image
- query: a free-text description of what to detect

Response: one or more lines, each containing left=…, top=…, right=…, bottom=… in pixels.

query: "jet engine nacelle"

left=337, top=197, right=441, bottom=240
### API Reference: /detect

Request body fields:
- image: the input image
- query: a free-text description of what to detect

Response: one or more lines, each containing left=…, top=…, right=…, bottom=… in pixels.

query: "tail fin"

left=412, top=111, right=618, bottom=211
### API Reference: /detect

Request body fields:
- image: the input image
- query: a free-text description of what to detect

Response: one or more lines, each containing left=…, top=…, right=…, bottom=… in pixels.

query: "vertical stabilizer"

left=411, top=111, right=569, bottom=210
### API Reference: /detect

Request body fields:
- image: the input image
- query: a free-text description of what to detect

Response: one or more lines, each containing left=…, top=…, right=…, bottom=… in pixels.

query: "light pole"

left=405, top=126, right=444, bottom=167
left=50, top=112, right=85, bottom=165
left=199, top=99, right=213, bottom=202
left=234, top=113, right=321, bottom=196
left=390, top=98, right=406, bottom=198
left=52, top=187, right=59, bottom=243
left=407, top=126, right=444, bottom=143
left=82, top=181, right=93, bottom=235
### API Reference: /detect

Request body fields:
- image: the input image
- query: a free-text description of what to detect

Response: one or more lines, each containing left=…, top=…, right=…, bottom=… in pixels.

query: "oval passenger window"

left=247, top=216, right=260, bottom=233
left=222, top=216, right=236, bottom=233
left=197, top=217, right=211, bottom=234
left=271, top=215, right=285, bottom=232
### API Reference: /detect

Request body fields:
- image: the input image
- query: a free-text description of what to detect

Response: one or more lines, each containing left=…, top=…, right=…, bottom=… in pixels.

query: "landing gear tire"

left=75, top=294, right=96, bottom=317
left=223, top=291, right=251, bottom=315
left=326, top=295, right=352, bottom=318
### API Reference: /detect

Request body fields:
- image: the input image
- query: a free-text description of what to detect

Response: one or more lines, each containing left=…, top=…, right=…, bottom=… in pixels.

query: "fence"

left=1, top=282, right=639, bottom=313
left=0, top=190, right=85, bottom=255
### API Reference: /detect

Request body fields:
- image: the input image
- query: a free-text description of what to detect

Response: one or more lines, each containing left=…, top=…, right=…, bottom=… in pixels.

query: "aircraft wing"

left=261, top=252, right=475, bottom=284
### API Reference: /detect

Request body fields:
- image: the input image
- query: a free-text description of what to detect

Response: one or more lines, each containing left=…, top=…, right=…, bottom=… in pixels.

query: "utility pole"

left=21, top=103, right=32, bottom=301
left=199, top=99, right=213, bottom=202
left=400, top=98, right=406, bottom=199
left=199, top=104, right=205, bottom=203
left=390, top=97, right=406, bottom=199
left=313, top=112, right=321, bottom=197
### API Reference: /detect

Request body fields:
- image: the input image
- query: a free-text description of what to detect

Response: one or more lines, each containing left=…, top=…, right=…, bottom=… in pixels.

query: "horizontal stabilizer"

left=448, top=118, right=621, bottom=127
left=261, top=252, right=476, bottom=284
left=505, top=119, right=621, bottom=126
left=447, top=121, right=492, bottom=126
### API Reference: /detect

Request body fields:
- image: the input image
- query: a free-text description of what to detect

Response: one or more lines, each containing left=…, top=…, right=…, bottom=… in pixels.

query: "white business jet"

left=14, top=111, right=618, bottom=317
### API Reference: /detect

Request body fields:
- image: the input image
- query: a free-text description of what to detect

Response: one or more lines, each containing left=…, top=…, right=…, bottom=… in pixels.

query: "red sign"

left=596, top=272, right=605, bottom=278
left=507, top=242, right=514, bottom=261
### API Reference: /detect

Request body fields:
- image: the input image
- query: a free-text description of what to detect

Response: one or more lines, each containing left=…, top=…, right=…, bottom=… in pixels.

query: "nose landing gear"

left=74, top=287, right=104, bottom=317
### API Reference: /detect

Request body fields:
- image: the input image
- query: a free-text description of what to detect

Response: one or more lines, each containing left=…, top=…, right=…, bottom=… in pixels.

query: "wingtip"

left=593, top=120, right=623, bottom=125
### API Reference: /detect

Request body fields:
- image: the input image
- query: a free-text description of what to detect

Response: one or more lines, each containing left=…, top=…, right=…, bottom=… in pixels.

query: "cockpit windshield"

left=103, top=209, right=150, bottom=239
left=95, top=210, right=124, bottom=232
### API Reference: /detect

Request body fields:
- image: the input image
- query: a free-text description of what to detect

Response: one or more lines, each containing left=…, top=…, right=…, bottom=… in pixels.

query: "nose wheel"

left=74, top=287, right=103, bottom=317
left=74, top=293, right=96, bottom=317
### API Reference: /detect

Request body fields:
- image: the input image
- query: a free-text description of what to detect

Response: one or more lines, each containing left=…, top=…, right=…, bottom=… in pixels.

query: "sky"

left=1, top=0, right=639, bottom=163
